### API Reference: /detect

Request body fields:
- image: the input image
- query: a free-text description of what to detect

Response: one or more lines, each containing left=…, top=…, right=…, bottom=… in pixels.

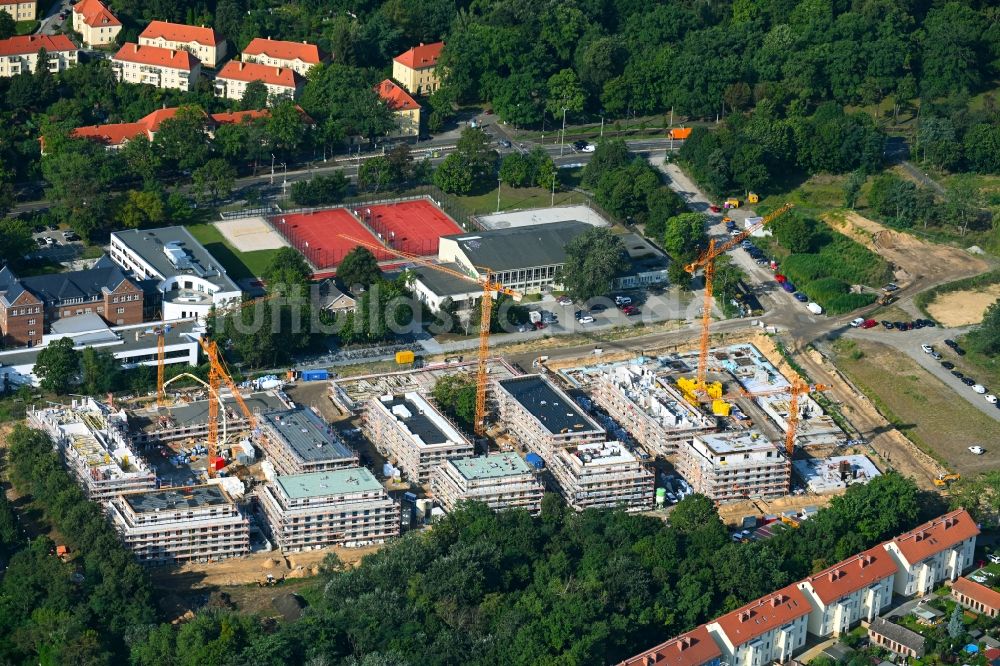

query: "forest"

left=0, top=425, right=946, bottom=666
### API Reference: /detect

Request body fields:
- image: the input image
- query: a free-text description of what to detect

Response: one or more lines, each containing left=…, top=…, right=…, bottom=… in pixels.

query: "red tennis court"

left=355, top=199, right=463, bottom=256
left=268, top=209, right=391, bottom=270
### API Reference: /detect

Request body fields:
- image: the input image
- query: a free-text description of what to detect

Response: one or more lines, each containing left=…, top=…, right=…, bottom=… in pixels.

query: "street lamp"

left=281, top=163, right=288, bottom=196
left=559, top=107, right=567, bottom=157
left=270, top=153, right=275, bottom=185
left=496, top=175, right=502, bottom=213
left=551, top=172, right=556, bottom=207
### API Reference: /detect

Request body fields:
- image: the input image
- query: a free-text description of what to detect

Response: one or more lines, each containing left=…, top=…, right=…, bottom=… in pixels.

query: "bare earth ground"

left=830, top=339, right=1000, bottom=476
left=214, top=217, right=288, bottom=253
left=716, top=493, right=839, bottom=526
left=926, top=284, right=1000, bottom=327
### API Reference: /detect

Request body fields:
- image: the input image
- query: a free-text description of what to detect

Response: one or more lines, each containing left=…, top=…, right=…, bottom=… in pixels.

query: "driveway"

left=39, top=0, right=73, bottom=35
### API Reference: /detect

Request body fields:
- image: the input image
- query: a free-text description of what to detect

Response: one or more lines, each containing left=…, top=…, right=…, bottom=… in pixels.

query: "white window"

left=117, top=307, right=125, bottom=314
left=27, top=318, right=35, bottom=325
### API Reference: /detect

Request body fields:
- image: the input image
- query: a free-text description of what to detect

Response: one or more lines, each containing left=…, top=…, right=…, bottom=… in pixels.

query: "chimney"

left=771, top=595, right=782, bottom=607
left=739, top=610, right=751, bottom=622
left=828, top=571, right=837, bottom=582
left=678, top=637, right=692, bottom=651
left=645, top=656, right=655, bottom=666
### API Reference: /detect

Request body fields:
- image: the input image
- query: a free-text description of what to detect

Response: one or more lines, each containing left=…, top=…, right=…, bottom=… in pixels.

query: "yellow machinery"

left=395, top=350, right=415, bottom=365
left=340, top=234, right=520, bottom=436
left=711, top=399, right=731, bottom=417
left=739, top=379, right=830, bottom=457
left=748, top=192, right=760, bottom=204
left=725, top=197, right=741, bottom=208
left=934, top=473, right=961, bottom=487
left=684, top=203, right=793, bottom=395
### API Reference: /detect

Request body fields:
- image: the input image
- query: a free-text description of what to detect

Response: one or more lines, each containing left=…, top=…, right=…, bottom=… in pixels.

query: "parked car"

left=941, top=361, right=955, bottom=369
left=794, top=292, right=808, bottom=303
left=973, top=384, right=987, bottom=394
left=944, top=339, right=958, bottom=348
left=614, top=296, right=632, bottom=306
left=573, top=140, right=588, bottom=151
left=955, top=347, right=967, bottom=356
left=930, top=352, right=942, bottom=360
left=861, top=319, right=878, bottom=329
left=556, top=296, right=573, bottom=306
left=969, top=445, right=986, bottom=455
left=590, top=303, right=607, bottom=312
left=498, top=139, right=511, bottom=148
left=962, top=377, right=976, bottom=386
left=882, top=321, right=893, bottom=329
left=709, top=204, right=721, bottom=213
left=883, top=283, right=899, bottom=292
left=921, top=344, right=934, bottom=353
left=987, top=394, right=998, bottom=404
left=622, top=305, right=639, bottom=316
left=577, top=315, right=594, bottom=324
left=952, top=370, right=964, bottom=378
left=581, top=144, right=596, bottom=153
left=850, top=317, right=865, bottom=327
left=780, top=281, right=796, bottom=293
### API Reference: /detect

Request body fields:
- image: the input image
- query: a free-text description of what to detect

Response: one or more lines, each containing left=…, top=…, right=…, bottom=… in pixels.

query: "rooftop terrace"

left=377, top=392, right=468, bottom=448
left=276, top=467, right=383, bottom=500
left=123, top=484, right=230, bottom=514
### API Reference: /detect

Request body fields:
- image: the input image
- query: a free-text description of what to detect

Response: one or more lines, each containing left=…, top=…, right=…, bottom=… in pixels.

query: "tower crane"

left=739, top=378, right=830, bottom=457
left=198, top=337, right=259, bottom=478
left=338, top=234, right=520, bottom=436
left=684, top=203, right=794, bottom=394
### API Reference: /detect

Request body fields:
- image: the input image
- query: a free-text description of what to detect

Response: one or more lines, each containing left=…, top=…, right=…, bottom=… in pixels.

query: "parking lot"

left=26, top=224, right=86, bottom=263
left=520, top=287, right=701, bottom=336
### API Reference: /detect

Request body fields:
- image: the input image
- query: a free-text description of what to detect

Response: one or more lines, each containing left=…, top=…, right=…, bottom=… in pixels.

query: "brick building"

left=867, top=617, right=925, bottom=659
left=952, top=576, right=1000, bottom=618
left=0, top=258, right=143, bottom=348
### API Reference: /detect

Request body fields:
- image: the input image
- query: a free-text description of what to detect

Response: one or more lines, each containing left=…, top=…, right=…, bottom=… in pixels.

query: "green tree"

left=290, top=172, right=349, bottom=206
left=670, top=494, right=726, bottom=539
left=153, top=105, right=210, bottom=173
left=33, top=337, right=79, bottom=394
left=266, top=100, right=308, bottom=157
left=947, top=605, right=963, bottom=639
left=431, top=373, right=477, bottom=432
left=433, top=152, right=475, bottom=194
left=240, top=81, right=269, bottom=110
left=0, top=217, right=34, bottom=266
left=0, top=11, right=14, bottom=39
left=545, top=68, right=586, bottom=118
left=192, top=159, right=236, bottom=204
left=842, top=170, right=865, bottom=208
left=582, top=139, right=629, bottom=188
left=968, top=300, right=1000, bottom=357
left=561, top=227, right=628, bottom=302
left=336, top=247, right=381, bottom=289
left=773, top=214, right=819, bottom=253
left=41, top=139, right=115, bottom=241
left=662, top=212, right=707, bottom=261
left=263, top=247, right=311, bottom=292
left=920, top=3, right=985, bottom=98
left=499, top=153, right=532, bottom=188
left=81, top=347, right=119, bottom=395
left=116, top=190, right=164, bottom=229
left=943, top=175, right=983, bottom=236
left=644, top=187, right=685, bottom=240
left=358, top=155, right=393, bottom=194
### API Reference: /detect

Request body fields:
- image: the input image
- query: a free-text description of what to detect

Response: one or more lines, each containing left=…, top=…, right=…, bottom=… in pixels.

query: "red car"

left=774, top=274, right=787, bottom=284
left=860, top=319, right=878, bottom=329
left=622, top=305, right=639, bottom=316
left=709, top=204, right=722, bottom=213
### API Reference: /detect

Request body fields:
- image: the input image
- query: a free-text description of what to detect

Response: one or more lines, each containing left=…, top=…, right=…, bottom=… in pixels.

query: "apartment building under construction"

left=253, top=407, right=358, bottom=476
left=257, top=468, right=399, bottom=551
left=431, top=453, right=545, bottom=514
left=129, top=390, right=292, bottom=445
left=29, top=398, right=156, bottom=501
left=592, top=364, right=716, bottom=456
left=363, top=392, right=474, bottom=483
left=676, top=431, right=790, bottom=502
left=495, top=374, right=606, bottom=452
left=107, top=484, right=249, bottom=564
left=547, top=441, right=654, bottom=512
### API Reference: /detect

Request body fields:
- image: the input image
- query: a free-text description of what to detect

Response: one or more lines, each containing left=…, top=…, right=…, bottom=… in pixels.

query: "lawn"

left=832, top=339, right=1000, bottom=474
left=185, top=222, right=278, bottom=280
left=14, top=20, right=38, bottom=35
left=454, top=180, right=590, bottom=216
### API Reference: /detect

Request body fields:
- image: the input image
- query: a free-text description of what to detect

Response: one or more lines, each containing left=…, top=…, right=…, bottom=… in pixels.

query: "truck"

left=724, top=197, right=741, bottom=209
left=807, top=302, right=823, bottom=315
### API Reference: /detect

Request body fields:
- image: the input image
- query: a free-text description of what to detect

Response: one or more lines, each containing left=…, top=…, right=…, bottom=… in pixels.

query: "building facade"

left=375, top=79, right=420, bottom=137
left=72, top=0, right=121, bottom=47
left=111, top=43, right=200, bottom=91
left=108, top=485, right=249, bottom=565
left=592, top=364, right=716, bottom=457
left=0, top=34, right=78, bottom=77
left=0, top=0, right=35, bottom=21
left=431, top=453, right=544, bottom=514
left=214, top=60, right=303, bottom=102
left=676, top=432, right=790, bottom=502
left=391, top=41, right=443, bottom=95
left=547, top=441, right=654, bottom=512
left=257, top=468, right=399, bottom=551
left=241, top=37, right=325, bottom=76
left=867, top=617, right=925, bottom=659
left=253, top=408, right=359, bottom=476
left=0, top=259, right=143, bottom=347
left=363, top=392, right=473, bottom=484
left=138, top=21, right=226, bottom=68
left=884, top=508, right=979, bottom=597
left=797, top=545, right=898, bottom=637
left=707, top=585, right=811, bottom=666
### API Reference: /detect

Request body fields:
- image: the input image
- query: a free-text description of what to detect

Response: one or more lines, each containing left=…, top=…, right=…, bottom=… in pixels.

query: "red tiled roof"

left=0, top=34, right=77, bottom=56
left=891, top=509, right=979, bottom=565
left=953, top=576, right=1000, bottom=611
left=619, top=626, right=722, bottom=666
left=713, top=584, right=810, bottom=646
left=140, top=20, right=223, bottom=46
left=210, top=105, right=315, bottom=126
left=243, top=37, right=323, bottom=65
left=70, top=106, right=192, bottom=147
left=393, top=41, right=443, bottom=70
left=217, top=60, right=301, bottom=88
left=73, top=0, right=120, bottom=28
left=801, top=545, right=898, bottom=605
left=375, top=79, right=419, bottom=111
left=112, top=43, right=198, bottom=70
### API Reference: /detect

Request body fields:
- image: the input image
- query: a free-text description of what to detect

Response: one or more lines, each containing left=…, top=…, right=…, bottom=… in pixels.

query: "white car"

left=973, top=384, right=987, bottom=394
left=850, top=318, right=865, bottom=328
left=921, top=344, right=934, bottom=353
left=969, top=445, right=986, bottom=455
left=581, top=144, right=595, bottom=153
left=987, top=394, right=998, bottom=404
left=989, top=554, right=1000, bottom=564
left=577, top=315, right=594, bottom=324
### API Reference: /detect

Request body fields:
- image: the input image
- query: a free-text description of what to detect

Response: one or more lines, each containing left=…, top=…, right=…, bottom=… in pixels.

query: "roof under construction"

left=123, top=484, right=230, bottom=513
left=450, top=453, right=532, bottom=481
left=260, top=408, right=355, bottom=464
left=500, top=375, right=602, bottom=435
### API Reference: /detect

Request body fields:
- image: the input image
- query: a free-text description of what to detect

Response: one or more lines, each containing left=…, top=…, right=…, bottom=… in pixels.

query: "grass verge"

left=186, top=222, right=278, bottom=280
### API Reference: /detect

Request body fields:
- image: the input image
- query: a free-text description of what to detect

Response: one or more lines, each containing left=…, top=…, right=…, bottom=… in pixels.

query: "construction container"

left=395, top=350, right=415, bottom=365
left=525, top=452, right=545, bottom=470
left=655, top=488, right=666, bottom=506
left=211, top=457, right=226, bottom=472
left=301, top=369, right=330, bottom=381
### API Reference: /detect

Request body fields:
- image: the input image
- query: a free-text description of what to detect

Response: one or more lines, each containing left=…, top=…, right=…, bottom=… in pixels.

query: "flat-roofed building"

left=618, top=625, right=722, bottom=666
left=548, top=441, right=653, bottom=512
left=391, top=41, right=443, bottom=95
left=138, top=20, right=226, bottom=68
left=0, top=34, right=78, bottom=77
left=676, top=431, right=790, bottom=502
left=883, top=508, right=978, bottom=597
left=952, top=576, right=1000, bottom=618
left=257, top=468, right=398, bottom=551
left=215, top=60, right=303, bottom=102
left=707, top=584, right=811, bottom=665
left=28, top=397, right=156, bottom=502
left=111, top=43, right=200, bottom=91
left=431, top=453, right=544, bottom=514
left=495, top=374, right=606, bottom=452
left=0, top=0, right=35, bottom=21
left=129, top=391, right=292, bottom=445
left=242, top=37, right=325, bottom=76
left=797, top=545, right=898, bottom=637
left=254, top=408, right=358, bottom=476
left=363, top=391, right=473, bottom=483
left=108, top=485, right=249, bottom=565
left=592, top=364, right=716, bottom=456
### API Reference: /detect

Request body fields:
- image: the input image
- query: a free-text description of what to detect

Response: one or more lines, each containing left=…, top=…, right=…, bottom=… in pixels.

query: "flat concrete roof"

left=112, top=226, right=240, bottom=292
left=698, top=431, right=777, bottom=454
left=123, top=484, right=230, bottom=513
left=276, top=467, right=382, bottom=499
left=572, top=441, right=637, bottom=466
left=378, top=392, right=468, bottom=447
left=476, top=204, right=612, bottom=230
left=499, top=375, right=601, bottom=435
left=261, top=408, right=355, bottom=463
left=134, top=391, right=289, bottom=430
left=450, top=453, right=531, bottom=480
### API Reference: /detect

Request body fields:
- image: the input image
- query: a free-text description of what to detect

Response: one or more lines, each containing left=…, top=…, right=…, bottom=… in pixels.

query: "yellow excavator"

left=934, top=473, right=961, bottom=487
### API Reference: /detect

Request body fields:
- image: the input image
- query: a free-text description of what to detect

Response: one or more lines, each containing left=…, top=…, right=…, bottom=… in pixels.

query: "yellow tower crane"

left=740, top=378, right=830, bottom=457
left=339, top=234, right=520, bottom=436
left=684, top=203, right=793, bottom=394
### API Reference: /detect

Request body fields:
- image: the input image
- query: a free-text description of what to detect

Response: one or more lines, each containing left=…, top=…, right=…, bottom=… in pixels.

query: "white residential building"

left=676, top=431, right=790, bottom=502
left=72, top=0, right=121, bottom=47
left=797, top=545, right=898, bottom=637
left=883, top=508, right=978, bottom=597
left=257, top=468, right=399, bottom=551
left=0, top=0, right=35, bottom=21
left=0, top=35, right=78, bottom=78
left=363, top=392, right=474, bottom=484
left=707, top=585, right=811, bottom=666
left=111, top=43, right=200, bottom=91
left=214, top=60, right=303, bottom=102
left=253, top=408, right=358, bottom=476
left=241, top=37, right=325, bottom=76
left=108, top=485, right=249, bottom=565
left=138, top=21, right=226, bottom=68
left=547, top=441, right=654, bottom=512
left=431, top=453, right=544, bottom=514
